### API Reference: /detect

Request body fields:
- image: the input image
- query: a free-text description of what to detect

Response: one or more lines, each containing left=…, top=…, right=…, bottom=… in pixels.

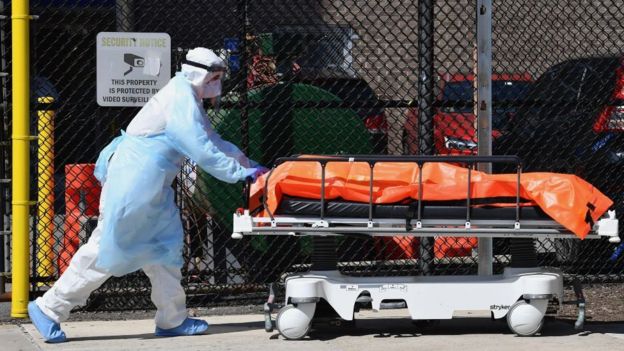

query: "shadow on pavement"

left=207, top=320, right=265, bottom=334
left=578, top=321, right=624, bottom=336
left=304, top=317, right=593, bottom=341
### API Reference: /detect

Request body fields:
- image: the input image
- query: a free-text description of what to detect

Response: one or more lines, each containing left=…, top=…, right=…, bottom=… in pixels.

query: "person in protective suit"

left=27, top=47, right=267, bottom=343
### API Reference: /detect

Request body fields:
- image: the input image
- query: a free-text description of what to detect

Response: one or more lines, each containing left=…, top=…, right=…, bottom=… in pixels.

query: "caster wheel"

left=506, top=300, right=546, bottom=336
left=276, top=305, right=312, bottom=340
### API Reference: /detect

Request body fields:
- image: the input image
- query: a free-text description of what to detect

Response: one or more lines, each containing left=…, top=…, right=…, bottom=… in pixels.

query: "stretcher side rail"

left=259, top=155, right=524, bottom=229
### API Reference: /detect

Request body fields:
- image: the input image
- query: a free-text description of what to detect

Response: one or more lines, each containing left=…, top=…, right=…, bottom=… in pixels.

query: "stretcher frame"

left=232, top=155, right=620, bottom=339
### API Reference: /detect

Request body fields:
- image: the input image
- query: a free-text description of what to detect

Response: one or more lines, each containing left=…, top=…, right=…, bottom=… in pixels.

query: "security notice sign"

left=96, top=32, right=171, bottom=107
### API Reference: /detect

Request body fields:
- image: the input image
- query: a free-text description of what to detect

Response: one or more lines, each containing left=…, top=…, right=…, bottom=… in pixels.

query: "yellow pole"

left=11, top=0, right=31, bottom=318
left=36, top=97, right=55, bottom=284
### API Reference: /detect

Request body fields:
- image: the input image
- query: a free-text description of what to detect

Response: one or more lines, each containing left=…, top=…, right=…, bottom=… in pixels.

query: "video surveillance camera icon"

left=124, top=53, right=145, bottom=76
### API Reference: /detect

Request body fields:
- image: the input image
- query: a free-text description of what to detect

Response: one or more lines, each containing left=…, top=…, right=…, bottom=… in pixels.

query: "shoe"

left=155, top=317, right=209, bottom=337
left=27, top=301, right=67, bottom=343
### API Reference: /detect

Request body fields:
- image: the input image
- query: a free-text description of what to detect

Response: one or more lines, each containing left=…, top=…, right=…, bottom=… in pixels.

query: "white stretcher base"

left=274, top=267, right=561, bottom=339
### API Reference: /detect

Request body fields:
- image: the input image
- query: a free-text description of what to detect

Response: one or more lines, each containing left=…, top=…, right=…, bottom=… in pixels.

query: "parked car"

left=495, top=56, right=624, bottom=266
left=496, top=56, right=624, bottom=177
left=403, top=72, right=532, bottom=155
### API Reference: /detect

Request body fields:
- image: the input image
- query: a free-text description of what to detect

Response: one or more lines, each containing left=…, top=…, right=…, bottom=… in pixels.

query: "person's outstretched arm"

left=164, top=82, right=253, bottom=183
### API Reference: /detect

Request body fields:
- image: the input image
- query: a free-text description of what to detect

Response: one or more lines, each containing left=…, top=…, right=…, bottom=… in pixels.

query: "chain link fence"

left=0, top=0, right=622, bottom=311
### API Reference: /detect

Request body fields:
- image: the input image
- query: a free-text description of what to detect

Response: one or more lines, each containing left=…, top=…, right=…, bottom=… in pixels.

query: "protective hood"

left=181, top=47, right=226, bottom=100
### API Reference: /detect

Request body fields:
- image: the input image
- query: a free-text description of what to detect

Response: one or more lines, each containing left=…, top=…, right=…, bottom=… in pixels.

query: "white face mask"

left=202, top=79, right=222, bottom=99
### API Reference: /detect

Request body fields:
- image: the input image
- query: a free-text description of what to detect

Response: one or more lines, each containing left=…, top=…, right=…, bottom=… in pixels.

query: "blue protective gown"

left=93, top=74, right=252, bottom=276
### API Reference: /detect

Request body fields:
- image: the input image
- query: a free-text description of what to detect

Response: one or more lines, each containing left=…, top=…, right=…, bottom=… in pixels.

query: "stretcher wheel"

left=506, top=300, right=546, bottom=336
left=276, top=304, right=312, bottom=340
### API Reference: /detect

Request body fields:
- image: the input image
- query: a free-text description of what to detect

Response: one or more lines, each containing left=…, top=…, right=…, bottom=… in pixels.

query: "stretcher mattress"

left=250, top=158, right=613, bottom=238
left=276, top=196, right=551, bottom=221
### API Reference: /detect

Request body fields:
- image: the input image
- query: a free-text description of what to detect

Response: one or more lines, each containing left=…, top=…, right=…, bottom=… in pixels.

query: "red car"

left=403, top=72, right=533, bottom=155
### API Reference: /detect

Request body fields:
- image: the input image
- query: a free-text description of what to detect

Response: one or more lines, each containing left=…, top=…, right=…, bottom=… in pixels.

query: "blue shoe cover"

left=27, top=301, right=67, bottom=343
left=155, top=317, right=209, bottom=337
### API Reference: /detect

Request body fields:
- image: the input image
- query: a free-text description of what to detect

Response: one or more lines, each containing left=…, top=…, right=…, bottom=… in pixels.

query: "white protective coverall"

left=35, top=48, right=259, bottom=329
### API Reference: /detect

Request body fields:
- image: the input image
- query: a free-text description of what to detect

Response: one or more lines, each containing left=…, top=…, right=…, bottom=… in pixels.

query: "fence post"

left=417, top=0, right=434, bottom=275
left=239, top=0, right=250, bottom=154
left=10, top=0, right=31, bottom=318
left=476, top=0, right=493, bottom=276
left=36, top=96, right=55, bottom=284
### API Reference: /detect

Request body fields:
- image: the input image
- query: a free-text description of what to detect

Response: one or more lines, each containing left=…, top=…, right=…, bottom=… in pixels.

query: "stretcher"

left=232, top=155, right=620, bottom=339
